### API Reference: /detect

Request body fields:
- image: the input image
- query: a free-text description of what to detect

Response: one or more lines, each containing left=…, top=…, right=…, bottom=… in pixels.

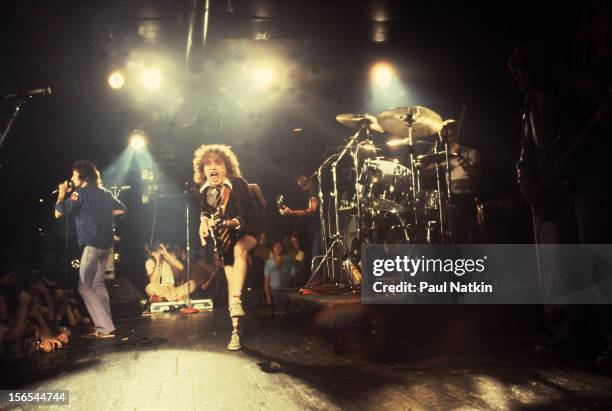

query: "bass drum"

left=342, top=213, right=411, bottom=284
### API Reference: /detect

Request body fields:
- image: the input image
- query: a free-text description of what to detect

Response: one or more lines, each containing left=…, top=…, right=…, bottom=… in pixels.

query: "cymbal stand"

left=307, top=123, right=368, bottom=287
left=401, top=113, right=420, bottom=227
left=305, top=153, right=338, bottom=287
left=441, top=132, right=453, bottom=241
left=433, top=134, right=449, bottom=241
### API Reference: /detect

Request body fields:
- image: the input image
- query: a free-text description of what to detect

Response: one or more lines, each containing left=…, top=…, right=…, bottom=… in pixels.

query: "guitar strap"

left=219, top=185, right=231, bottom=215
left=218, top=186, right=233, bottom=252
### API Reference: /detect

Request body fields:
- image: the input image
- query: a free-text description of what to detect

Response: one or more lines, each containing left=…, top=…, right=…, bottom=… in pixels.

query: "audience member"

left=263, top=240, right=295, bottom=306
left=145, top=243, right=195, bottom=303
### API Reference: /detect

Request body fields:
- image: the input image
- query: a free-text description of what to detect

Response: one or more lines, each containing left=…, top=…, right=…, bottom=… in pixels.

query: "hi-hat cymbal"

left=377, top=106, right=443, bottom=138
left=358, top=139, right=382, bottom=152
left=336, top=113, right=385, bottom=133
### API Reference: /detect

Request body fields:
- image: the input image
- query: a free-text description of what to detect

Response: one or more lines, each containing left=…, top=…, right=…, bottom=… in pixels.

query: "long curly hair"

left=72, top=160, right=98, bottom=184
left=193, top=144, right=242, bottom=186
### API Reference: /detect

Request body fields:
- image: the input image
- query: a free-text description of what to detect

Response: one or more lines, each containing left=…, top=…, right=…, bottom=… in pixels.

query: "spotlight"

left=371, top=63, right=394, bottom=88
left=108, top=71, right=125, bottom=89
left=140, top=67, right=162, bottom=90
left=253, top=67, right=274, bottom=88
left=129, top=131, right=147, bottom=151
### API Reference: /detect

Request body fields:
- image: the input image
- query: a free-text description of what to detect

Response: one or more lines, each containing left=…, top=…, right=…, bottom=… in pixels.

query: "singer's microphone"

left=3, top=87, right=52, bottom=99
left=51, top=181, right=74, bottom=195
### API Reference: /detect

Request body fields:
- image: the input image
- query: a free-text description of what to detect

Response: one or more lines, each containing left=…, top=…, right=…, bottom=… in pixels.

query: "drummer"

left=425, top=120, right=483, bottom=242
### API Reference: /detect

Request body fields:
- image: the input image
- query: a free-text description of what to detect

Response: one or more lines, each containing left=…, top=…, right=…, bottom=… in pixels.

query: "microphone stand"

left=0, top=98, right=27, bottom=150
left=181, top=198, right=199, bottom=314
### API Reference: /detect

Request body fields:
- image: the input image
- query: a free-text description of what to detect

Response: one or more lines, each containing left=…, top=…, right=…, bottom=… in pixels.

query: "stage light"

left=108, top=71, right=125, bottom=89
left=372, top=63, right=394, bottom=88
left=253, top=67, right=274, bottom=88
left=371, top=22, right=388, bottom=43
left=140, top=67, right=162, bottom=90
left=129, top=131, right=147, bottom=151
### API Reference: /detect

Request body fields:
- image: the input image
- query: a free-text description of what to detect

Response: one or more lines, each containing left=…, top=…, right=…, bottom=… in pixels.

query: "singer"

left=54, top=160, right=127, bottom=339
left=193, top=144, right=264, bottom=350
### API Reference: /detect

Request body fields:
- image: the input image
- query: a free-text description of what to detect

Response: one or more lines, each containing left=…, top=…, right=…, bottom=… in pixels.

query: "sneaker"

left=229, top=300, right=245, bottom=318
left=227, top=331, right=241, bottom=351
left=82, top=330, right=116, bottom=339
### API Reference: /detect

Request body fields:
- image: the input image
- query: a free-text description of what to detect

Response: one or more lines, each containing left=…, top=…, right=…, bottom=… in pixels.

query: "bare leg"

left=224, top=235, right=256, bottom=334
left=228, top=235, right=257, bottom=299
left=223, top=264, right=240, bottom=332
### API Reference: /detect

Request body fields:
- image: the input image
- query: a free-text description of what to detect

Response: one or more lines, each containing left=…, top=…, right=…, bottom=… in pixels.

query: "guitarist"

left=193, top=144, right=262, bottom=351
left=511, top=42, right=609, bottom=242
left=509, top=43, right=611, bottom=359
left=278, top=173, right=322, bottom=278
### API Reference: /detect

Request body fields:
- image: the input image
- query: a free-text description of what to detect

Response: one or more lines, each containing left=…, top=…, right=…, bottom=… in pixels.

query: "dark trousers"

left=450, top=194, right=480, bottom=243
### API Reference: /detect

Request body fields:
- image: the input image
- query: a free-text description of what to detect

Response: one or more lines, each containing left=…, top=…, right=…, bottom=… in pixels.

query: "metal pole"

left=185, top=0, right=197, bottom=73
left=185, top=200, right=192, bottom=306
left=0, top=98, right=26, bottom=150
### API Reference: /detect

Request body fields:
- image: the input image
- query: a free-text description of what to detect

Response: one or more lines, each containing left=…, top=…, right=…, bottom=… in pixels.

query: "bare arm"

left=146, top=256, right=160, bottom=284
left=160, top=246, right=185, bottom=272
left=54, top=189, right=67, bottom=219
left=264, top=275, right=272, bottom=305
left=28, top=303, right=53, bottom=338
left=459, top=156, right=482, bottom=181
left=280, top=196, right=318, bottom=217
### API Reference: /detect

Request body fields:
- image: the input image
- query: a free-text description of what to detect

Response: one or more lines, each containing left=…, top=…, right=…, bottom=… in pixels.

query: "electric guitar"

left=201, top=211, right=235, bottom=260
left=518, top=108, right=606, bottom=218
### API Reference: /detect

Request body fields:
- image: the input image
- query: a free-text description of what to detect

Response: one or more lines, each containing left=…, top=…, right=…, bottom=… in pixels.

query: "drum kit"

left=311, top=105, right=461, bottom=286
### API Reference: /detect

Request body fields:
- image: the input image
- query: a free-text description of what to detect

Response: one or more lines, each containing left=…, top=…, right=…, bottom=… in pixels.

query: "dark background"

left=0, top=0, right=606, bottom=287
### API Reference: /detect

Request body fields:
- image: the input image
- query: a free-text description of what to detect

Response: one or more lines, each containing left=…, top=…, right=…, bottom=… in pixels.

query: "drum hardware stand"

left=433, top=132, right=453, bottom=242
left=306, top=155, right=337, bottom=287
left=306, top=121, right=371, bottom=288
left=399, top=113, right=420, bottom=228
left=309, top=234, right=343, bottom=283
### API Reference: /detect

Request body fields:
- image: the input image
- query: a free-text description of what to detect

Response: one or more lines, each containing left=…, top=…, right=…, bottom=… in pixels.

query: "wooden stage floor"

left=2, top=305, right=612, bottom=410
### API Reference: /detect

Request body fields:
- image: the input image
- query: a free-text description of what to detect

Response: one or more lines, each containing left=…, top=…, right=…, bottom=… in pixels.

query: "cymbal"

left=377, top=106, right=443, bottom=138
left=336, top=113, right=385, bottom=133
left=416, top=152, right=459, bottom=164
left=386, top=138, right=434, bottom=148
left=358, top=139, right=382, bottom=152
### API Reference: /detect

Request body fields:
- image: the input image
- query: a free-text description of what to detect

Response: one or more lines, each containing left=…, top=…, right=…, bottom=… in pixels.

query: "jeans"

left=79, top=246, right=115, bottom=333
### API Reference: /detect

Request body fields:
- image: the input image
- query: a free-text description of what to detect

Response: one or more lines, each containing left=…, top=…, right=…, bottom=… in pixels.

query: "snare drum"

left=359, top=158, right=412, bottom=213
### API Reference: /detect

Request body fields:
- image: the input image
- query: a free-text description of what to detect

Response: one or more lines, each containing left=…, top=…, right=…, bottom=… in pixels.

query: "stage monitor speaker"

left=105, top=277, right=144, bottom=318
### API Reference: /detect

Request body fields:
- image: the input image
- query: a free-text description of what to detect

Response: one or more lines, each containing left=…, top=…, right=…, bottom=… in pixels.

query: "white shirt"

left=448, top=144, right=482, bottom=194
left=200, top=178, right=233, bottom=192
left=146, top=258, right=175, bottom=286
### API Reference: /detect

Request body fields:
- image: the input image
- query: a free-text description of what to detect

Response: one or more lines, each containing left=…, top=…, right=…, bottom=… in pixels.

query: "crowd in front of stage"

left=0, top=230, right=308, bottom=363
left=0, top=258, right=91, bottom=363
left=143, top=232, right=308, bottom=310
